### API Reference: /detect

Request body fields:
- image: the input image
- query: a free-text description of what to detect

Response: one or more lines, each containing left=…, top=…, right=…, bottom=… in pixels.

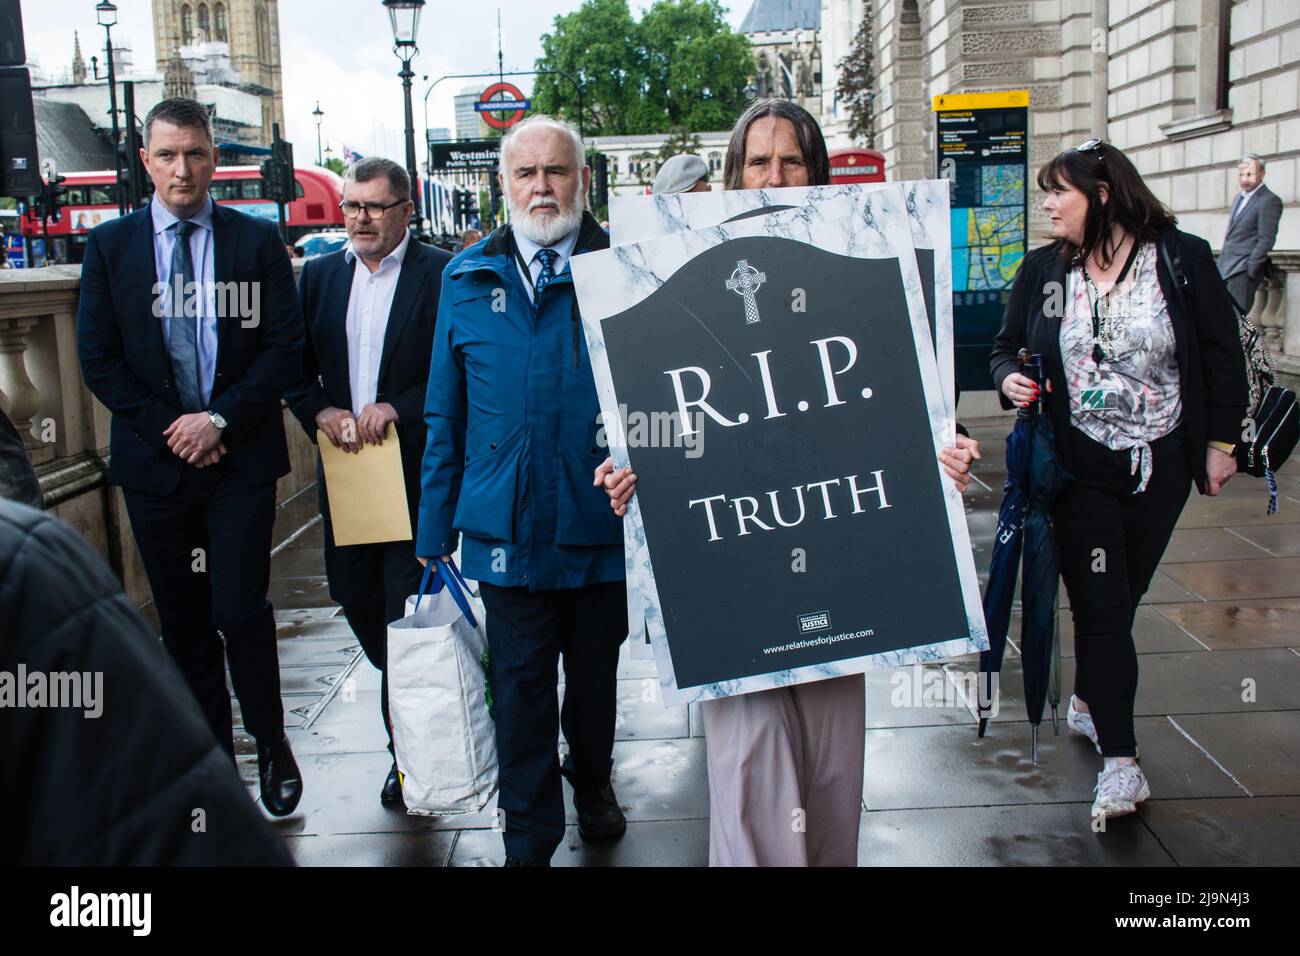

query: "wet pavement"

left=236, top=415, right=1300, bottom=866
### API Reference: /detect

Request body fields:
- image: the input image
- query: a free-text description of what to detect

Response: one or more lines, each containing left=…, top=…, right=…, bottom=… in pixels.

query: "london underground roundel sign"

left=478, top=82, right=530, bottom=130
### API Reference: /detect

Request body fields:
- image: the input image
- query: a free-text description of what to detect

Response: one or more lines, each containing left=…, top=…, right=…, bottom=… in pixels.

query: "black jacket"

left=76, top=202, right=305, bottom=496
left=990, top=230, right=1248, bottom=494
left=285, top=237, right=453, bottom=525
left=0, top=407, right=41, bottom=509
left=0, top=501, right=292, bottom=865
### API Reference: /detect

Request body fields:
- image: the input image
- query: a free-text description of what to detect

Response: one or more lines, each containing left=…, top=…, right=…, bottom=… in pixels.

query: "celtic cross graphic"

left=725, top=259, right=766, bottom=324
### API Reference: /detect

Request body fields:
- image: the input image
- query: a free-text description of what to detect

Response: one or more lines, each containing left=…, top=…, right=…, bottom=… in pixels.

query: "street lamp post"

left=383, top=0, right=425, bottom=237
left=312, top=101, right=324, bottom=165
left=96, top=1, right=124, bottom=216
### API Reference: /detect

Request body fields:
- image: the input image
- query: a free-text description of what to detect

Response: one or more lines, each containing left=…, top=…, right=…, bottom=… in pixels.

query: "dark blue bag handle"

left=414, top=558, right=478, bottom=628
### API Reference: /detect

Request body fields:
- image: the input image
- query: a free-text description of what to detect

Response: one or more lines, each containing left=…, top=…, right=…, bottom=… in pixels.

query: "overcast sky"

left=22, top=0, right=751, bottom=160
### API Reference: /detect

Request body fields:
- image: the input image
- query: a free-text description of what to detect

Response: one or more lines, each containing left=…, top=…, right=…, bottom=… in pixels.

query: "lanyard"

left=1082, top=239, right=1142, bottom=367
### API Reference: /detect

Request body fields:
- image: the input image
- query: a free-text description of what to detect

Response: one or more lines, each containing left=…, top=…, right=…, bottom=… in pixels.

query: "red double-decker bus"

left=20, top=165, right=345, bottom=263
left=829, top=148, right=886, bottom=183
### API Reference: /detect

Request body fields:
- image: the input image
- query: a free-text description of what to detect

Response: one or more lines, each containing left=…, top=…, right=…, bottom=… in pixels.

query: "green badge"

left=1079, top=388, right=1118, bottom=411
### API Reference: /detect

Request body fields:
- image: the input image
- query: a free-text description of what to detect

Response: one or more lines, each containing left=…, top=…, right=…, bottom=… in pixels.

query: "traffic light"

left=260, top=123, right=296, bottom=206
left=592, top=152, right=609, bottom=213
left=451, top=188, right=466, bottom=230
left=35, top=173, right=67, bottom=223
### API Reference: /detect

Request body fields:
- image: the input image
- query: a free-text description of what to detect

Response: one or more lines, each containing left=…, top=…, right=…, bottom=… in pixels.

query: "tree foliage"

left=532, top=0, right=754, bottom=136
left=835, top=7, right=876, bottom=147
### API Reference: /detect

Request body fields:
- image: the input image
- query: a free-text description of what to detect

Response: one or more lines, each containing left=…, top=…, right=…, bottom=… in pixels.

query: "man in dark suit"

left=1217, top=153, right=1284, bottom=314
left=77, top=97, right=305, bottom=816
left=286, top=157, right=452, bottom=806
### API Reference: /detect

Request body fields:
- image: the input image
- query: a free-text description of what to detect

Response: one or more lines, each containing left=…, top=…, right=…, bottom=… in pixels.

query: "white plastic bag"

left=387, top=560, right=497, bottom=816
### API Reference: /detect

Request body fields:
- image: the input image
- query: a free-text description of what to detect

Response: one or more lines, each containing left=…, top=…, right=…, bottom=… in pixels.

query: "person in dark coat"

left=417, top=115, right=627, bottom=866
left=0, top=406, right=42, bottom=509
left=990, top=139, right=1247, bottom=821
left=286, top=157, right=453, bottom=807
left=76, top=97, right=305, bottom=816
left=0, top=500, right=292, bottom=865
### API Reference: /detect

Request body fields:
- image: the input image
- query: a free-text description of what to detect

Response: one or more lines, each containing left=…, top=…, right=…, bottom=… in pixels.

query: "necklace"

left=1081, top=241, right=1143, bottom=367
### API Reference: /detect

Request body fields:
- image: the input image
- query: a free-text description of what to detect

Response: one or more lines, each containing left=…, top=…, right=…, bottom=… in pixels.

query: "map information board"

left=933, top=90, right=1029, bottom=390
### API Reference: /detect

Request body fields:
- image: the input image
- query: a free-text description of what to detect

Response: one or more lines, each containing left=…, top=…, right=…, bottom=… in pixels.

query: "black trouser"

left=478, top=580, right=628, bottom=864
left=123, top=469, right=282, bottom=755
left=1054, top=427, right=1192, bottom=758
left=322, top=521, right=424, bottom=756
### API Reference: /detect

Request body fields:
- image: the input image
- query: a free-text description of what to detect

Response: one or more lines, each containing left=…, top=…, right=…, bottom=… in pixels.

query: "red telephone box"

left=829, top=148, right=886, bottom=183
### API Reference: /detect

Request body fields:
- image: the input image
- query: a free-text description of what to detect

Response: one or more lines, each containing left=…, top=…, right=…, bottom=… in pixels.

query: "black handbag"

left=1159, top=230, right=1296, bottom=513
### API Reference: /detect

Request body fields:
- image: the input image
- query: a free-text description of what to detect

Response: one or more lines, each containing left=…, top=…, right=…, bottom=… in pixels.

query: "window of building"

left=197, top=4, right=210, bottom=41
left=709, top=152, right=721, bottom=173
left=181, top=4, right=193, bottom=42
left=215, top=3, right=227, bottom=42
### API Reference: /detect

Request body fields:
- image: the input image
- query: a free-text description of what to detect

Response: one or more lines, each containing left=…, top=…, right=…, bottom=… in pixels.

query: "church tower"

left=151, top=0, right=285, bottom=146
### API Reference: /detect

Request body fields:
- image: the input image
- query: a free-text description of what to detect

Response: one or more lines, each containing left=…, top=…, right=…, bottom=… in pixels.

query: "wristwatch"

left=1207, top=440, right=1236, bottom=455
left=208, top=411, right=228, bottom=431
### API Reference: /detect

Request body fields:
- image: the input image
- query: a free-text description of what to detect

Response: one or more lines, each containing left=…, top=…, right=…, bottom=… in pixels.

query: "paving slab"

left=284, top=831, right=455, bottom=867
left=449, top=819, right=710, bottom=867
left=1137, top=797, right=1300, bottom=866
left=859, top=803, right=1176, bottom=867
left=1156, top=599, right=1300, bottom=650
left=1160, top=556, right=1300, bottom=602
left=863, top=715, right=1243, bottom=812
left=1167, top=711, right=1300, bottom=796
left=1225, top=522, right=1300, bottom=558
left=1161, top=527, right=1273, bottom=563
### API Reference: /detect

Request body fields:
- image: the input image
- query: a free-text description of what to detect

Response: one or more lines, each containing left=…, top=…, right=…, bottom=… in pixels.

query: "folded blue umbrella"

left=978, top=354, right=1072, bottom=764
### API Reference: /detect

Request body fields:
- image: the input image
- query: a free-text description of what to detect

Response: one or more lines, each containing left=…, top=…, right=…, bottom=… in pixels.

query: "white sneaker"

left=1091, top=763, right=1150, bottom=820
left=1067, top=696, right=1101, bottom=754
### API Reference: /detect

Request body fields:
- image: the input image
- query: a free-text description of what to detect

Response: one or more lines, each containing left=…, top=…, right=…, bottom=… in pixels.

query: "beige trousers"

left=701, top=673, right=866, bottom=867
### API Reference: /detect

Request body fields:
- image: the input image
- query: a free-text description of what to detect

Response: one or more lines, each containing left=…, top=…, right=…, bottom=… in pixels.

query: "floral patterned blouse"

left=1060, top=242, right=1183, bottom=492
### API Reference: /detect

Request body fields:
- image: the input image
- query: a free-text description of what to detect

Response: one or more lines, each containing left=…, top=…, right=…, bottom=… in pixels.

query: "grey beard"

left=509, top=198, right=583, bottom=247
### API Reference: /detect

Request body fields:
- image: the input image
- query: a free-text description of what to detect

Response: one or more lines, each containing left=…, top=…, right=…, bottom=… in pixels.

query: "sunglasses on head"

left=1075, top=138, right=1105, bottom=160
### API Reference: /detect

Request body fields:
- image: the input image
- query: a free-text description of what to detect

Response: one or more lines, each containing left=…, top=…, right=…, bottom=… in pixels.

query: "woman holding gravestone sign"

left=991, top=140, right=1247, bottom=821
left=596, top=99, right=982, bottom=867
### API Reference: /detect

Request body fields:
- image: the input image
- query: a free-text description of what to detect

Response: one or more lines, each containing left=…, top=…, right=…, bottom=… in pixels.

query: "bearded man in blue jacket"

left=417, top=115, right=627, bottom=866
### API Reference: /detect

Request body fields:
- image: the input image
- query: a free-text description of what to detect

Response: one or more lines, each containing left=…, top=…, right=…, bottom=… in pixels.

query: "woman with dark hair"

left=597, top=99, right=981, bottom=865
left=991, top=139, right=1247, bottom=820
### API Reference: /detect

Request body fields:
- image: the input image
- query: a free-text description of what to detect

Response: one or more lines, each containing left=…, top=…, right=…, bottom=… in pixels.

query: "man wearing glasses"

left=287, top=157, right=452, bottom=806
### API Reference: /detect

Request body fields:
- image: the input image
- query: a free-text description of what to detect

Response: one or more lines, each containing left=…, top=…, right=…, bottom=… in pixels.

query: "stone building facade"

left=818, top=0, right=1300, bottom=373
left=151, top=0, right=285, bottom=146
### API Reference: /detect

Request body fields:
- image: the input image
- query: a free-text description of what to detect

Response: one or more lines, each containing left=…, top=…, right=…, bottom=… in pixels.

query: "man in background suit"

left=77, top=97, right=305, bottom=816
left=287, top=157, right=452, bottom=806
left=1218, top=153, right=1284, bottom=314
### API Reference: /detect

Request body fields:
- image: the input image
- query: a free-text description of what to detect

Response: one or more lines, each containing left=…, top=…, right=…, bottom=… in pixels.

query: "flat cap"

left=652, top=154, right=710, bottom=195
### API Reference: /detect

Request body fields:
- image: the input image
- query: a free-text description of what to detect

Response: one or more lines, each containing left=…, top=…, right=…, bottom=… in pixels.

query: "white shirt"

left=151, top=194, right=218, bottom=407
left=513, top=226, right=579, bottom=304
left=343, top=230, right=410, bottom=416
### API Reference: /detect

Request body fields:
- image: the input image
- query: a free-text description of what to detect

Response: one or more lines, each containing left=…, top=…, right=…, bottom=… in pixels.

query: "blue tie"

left=167, top=220, right=203, bottom=411
left=534, top=248, right=559, bottom=295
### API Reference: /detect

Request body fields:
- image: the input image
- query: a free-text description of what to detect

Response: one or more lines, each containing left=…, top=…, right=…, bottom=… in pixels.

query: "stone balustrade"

left=0, top=263, right=317, bottom=603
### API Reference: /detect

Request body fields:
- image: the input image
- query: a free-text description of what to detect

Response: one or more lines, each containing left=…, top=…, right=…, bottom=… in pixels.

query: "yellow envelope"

left=317, top=423, right=412, bottom=546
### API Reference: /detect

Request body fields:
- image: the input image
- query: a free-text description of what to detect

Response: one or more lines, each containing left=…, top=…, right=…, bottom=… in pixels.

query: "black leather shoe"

left=574, top=783, right=627, bottom=841
left=381, top=762, right=403, bottom=807
left=257, top=735, right=303, bottom=817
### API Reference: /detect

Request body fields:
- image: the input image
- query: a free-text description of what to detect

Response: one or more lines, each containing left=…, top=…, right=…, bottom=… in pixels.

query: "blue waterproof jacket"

left=416, top=213, right=624, bottom=590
